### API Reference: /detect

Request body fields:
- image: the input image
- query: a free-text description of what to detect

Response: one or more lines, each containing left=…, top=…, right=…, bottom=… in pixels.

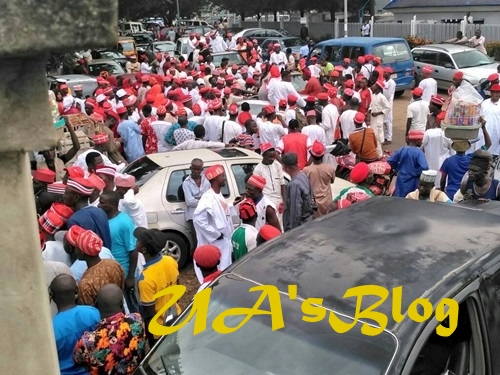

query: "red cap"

left=260, top=142, right=275, bottom=154
left=287, top=94, right=298, bottom=103
left=330, top=70, right=340, bottom=78
left=490, top=83, right=500, bottom=92
left=238, top=111, right=253, bottom=126
left=365, top=54, right=373, bottom=61
left=306, top=96, right=316, bottom=103
left=453, top=71, right=464, bottom=80
left=238, top=198, right=257, bottom=220
left=430, top=95, right=445, bottom=106
left=263, top=105, right=275, bottom=115
left=141, top=75, right=150, bottom=83
left=354, top=112, right=365, bottom=124
left=209, top=98, right=222, bottom=111
left=87, top=174, right=105, bottom=192
left=223, top=87, right=231, bottom=95
left=247, top=174, right=266, bottom=190
left=344, top=88, right=354, bottom=97
left=412, top=87, right=423, bottom=96
left=49, top=202, right=74, bottom=222
left=177, top=107, right=187, bottom=116
left=306, top=110, right=316, bottom=117
left=33, top=168, right=56, bottom=184
left=408, top=130, right=424, bottom=141
left=310, top=140, right=326, bottom=157
left=343, top=58, right=351, bottom=64
left=383, top=67, right=393, bottom=74
left=66, top=177, right=94, bottom=196
left=278, top=99, right=287, bottom=107
left=488, top=73, right=499, bottom=82
left=76, top=229, right=103, bottom=256
left=357, top=56, right=365, bottom=64
left=47, top=182, right=66, bottom=195
left=64, top=166, right=85, bottom=179
left=259, top=224, right=282, bottom=241
left=228, top=103, right=239, bottom=115
left=66, top=225, right=85, bottom=247
left=92, top=133, right=109, bottom=145
left=422, top=65, right=433, bottom=74
left=245, top=77, right=256, bottom=85
left=116, top=106, right=128, bottom=115
left=95, top=165, right=116, bottom=178
left=317, top=93, right=329, bottom=100
left=373, top=57, right=381, bottom=64
left=345, top=79, right=354, bottom=88
left=350, top=162, right=370, bottom=184
left=114, top=174, right=135, bottom=188
left=38, top=210, right=64, bottom=235
left=194, top=245, right=221, bottom=268
left=375, top=81, right=385, bottom=90
left=205, top=164, right=224, bottom=180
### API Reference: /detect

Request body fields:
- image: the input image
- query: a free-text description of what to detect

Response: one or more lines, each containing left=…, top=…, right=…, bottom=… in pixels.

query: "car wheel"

left=394, top=90, right=405, bottom=98
left=161, top=232, right=189, bottom=268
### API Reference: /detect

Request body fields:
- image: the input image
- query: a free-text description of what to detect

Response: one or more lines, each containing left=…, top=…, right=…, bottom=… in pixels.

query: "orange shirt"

left=349, top=128, right=379, bottom=162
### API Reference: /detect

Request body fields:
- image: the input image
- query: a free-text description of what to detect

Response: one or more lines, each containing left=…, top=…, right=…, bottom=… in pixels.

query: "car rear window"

left=123, top=156, right=162, bottom=187
left=119, top=42, right=135, bottom=52
left=212, top=52, right=244, bottom=67
left=88, top=63, right=124, bottom=75
left=283, top=38, right=302, bottom=48
left=372, top=42, right=411, bottom=64
left=211, top=148, right=250, bottom=158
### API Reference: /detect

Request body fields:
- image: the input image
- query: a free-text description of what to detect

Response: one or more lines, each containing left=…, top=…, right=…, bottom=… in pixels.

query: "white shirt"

left=257, top=118, right=287, bottom=148
left=182, top=175, right=211, bottom=221
left=309, top=64, right=321, bottom=78
left=187, top=38, right=197, bottom=55
left=361, top=64, right=374, bottom=79
left=150, top=120, right=173, bottom=152
left=469, top=35, right=487, bottom=54
left=384, top=79, right=396, bottom=103
left=481, top=98, right=500, bottom=155
left=203, top=114, right=225, bottom=142
left=254, top=195, right=277, bottom=231
left=362, top=23, right=371, bottom=36
left=226, top=38, right=236, bottom=50
left=193, top=188, right=234, bottom=283
left=42, top=241, right=71, bottom=267
left=140, top=62, right=152, bottom=73
left=269, top=51, right=287, bottom=67
left=340, top=109, right=358, bottom=139
left=407, top=100, right=430, bottom=132
left=302, top=124, right=327, bottom=146
left=369, top=92, right=391, bottom=128
left=73, top=149, right=125, bottom=176
left=253, top=161, right=285, bottom=206
left=218, top=119, right=242, bottom=143
left=422, top=128, right=454, bottom=173
left=268, top=81, right=306, bottom=107
left=118, top=188, right=148, bottom=228
left=342, top=66, right=354, bottom=77
left=321, top=103, right=340, bottom=144
left=419, top=78, right=438, bottom=103
left=173, top=139, right=225, bottom=151
left=210, top=36, right=227, bottom=53
left=285, top=107, right=304, bottom=126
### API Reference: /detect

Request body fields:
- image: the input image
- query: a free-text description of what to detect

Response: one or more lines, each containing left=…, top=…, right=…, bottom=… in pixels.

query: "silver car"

left=412, top=44, right=499, bottom=90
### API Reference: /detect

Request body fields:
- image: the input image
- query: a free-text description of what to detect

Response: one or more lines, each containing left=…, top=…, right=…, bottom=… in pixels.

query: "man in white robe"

left=369, top=81, right=391, bottom=157
left=481, top=84, right=500, bottom=156
left=193, top=165, right=234, bottom=283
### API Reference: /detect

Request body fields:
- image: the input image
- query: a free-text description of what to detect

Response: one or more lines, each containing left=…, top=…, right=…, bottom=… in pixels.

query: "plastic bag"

left=444, top=81, right=483, bottom=126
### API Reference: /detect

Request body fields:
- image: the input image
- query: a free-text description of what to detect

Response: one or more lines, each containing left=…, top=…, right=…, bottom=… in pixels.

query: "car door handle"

left=171, top=208, right=186, bottom=214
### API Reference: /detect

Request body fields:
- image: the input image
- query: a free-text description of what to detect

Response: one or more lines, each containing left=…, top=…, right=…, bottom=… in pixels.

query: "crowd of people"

left=36, top=29, right=500, bottom=373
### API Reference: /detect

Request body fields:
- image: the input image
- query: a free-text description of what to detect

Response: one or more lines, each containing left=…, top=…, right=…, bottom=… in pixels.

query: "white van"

left=177, top=19, right=210, bottom=27
left=120, top=21, right=147, bottom=35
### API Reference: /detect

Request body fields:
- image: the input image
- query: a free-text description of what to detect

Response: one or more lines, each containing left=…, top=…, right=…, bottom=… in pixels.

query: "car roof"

left=88, top=59, right=118, bottom=64
left=412, top=43, right=477, bottom=54
left=146, top=147, right=259, bottom=167
left=227, top=197, right=500, bottom=336
left=51, top=74, right=96, bottom=82
left=316, top=37, right=407, bottom=47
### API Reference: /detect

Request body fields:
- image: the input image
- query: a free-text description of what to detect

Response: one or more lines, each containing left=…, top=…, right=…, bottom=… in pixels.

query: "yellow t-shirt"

left=137, top=255, right=180, bottom=326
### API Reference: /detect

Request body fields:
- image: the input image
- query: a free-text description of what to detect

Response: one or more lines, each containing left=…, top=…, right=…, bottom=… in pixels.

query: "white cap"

left=116, top=89, right=127, bottom=98
left=197, top=78, right=205, bottom=86
left=179, top=72, right=188, bottom=79
left=420, top=170, right=437, bottom=183
left=96, top=94, right=106, bottom=103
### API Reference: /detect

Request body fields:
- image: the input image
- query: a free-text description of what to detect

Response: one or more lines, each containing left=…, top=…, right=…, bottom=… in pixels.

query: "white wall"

left=390, top=6, right=500, bottom=24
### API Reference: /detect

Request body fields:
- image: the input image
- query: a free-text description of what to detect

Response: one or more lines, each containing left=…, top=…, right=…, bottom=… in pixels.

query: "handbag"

left=355, top=128, right=367, bottom=163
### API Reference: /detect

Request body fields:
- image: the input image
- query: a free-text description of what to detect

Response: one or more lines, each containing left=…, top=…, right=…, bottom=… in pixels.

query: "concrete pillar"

left=0, top=1, right=117, bottom=373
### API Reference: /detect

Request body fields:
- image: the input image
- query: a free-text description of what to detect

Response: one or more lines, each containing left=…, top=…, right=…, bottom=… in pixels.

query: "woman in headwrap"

left=460, top=150, right=500, bottom=200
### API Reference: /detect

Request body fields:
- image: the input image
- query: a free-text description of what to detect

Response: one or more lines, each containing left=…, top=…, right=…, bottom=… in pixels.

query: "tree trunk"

left=274, top=10, right=278, bottom=22
left=241, top=11, right=246, bottom=22
left=300, top=9, right=305, bottom=17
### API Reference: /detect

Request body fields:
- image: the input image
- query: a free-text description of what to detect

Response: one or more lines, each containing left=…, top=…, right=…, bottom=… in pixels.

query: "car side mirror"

left=444, top=63, right=453, bottom=69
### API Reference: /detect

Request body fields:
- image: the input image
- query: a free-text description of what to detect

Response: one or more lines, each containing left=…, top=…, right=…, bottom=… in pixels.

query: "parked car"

left=117, top=36, right=137, bottom=59
left=91, top=49, right=127, bottom=68
left=123, top=147, right=353, bottom=267
left=176, top=37, right=190, bottom=60
left=146, top=41, right=176, bottom=54
left=260, top=37, right=303, bottom=61
left=177, top=19, right=211, bottom=27
left=87, top=59, right=125, bottom=77
left=182, top=25, right=215, bottom=37
left=129, top=32, right=155, bottom=49
left=233, top=28, right=289, bottom=44
left=47, top=74, right=97, bottom=98
left=135, top=197, right=500, bottom=374
left=119, top=21, right=149, bottom=36
left=212, top=51, right=246, bottom=68
left=309, top=37, right=414, bottom=97
left=412, top=43, right=499, bottom=90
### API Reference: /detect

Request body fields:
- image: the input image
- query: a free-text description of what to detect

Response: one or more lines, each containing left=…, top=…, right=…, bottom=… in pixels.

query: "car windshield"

left=372, top=42, right=411, bottom=64
left=141, top=276, right=397, bottom=375
left=291, top=74, right=306, bottom=91
left=237, top=101, right=268, bottom=116
left=154, top=43, right=176, bottom=52
left=283, top=38, right=302, bottom=47
left=88, top=63, right=125, bottom=75
left=99, top=51, right=124, bottom=59
left=123, top=156, right=162, bottom=187
left=452, top=50, right=494, bottom=68
left=212, top=53, right=244, bottom=67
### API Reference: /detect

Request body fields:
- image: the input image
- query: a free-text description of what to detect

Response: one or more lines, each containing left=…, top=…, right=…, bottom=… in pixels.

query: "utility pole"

left=176, top=0, right=180, bottom=21
left=344, top=0, right=348, bottom=37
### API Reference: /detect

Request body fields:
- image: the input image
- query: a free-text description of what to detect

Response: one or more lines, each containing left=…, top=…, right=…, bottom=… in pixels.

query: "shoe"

left=382, top=140, right=392, bottom=145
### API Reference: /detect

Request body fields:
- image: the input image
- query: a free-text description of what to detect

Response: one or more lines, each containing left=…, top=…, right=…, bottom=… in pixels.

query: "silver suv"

left=412, top=44, right=498, bottom=90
